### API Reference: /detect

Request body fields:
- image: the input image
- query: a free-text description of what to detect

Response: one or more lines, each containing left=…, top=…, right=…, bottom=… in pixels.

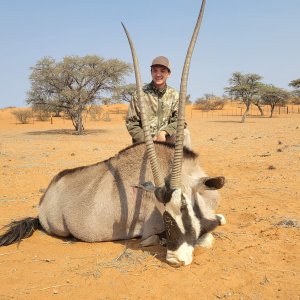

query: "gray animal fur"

left=38, top=142, right=221, bottom=243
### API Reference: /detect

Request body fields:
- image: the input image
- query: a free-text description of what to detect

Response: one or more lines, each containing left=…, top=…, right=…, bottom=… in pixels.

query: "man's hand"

left=153, top=131, right=167, bottom=142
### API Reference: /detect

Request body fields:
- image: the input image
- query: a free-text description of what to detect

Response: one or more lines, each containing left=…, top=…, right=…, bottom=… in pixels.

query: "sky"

left=0, top=0, right=299, bottom=108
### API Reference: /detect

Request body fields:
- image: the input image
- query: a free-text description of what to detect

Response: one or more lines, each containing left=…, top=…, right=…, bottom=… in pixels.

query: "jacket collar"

left=150, top=81, right=167, bottom=97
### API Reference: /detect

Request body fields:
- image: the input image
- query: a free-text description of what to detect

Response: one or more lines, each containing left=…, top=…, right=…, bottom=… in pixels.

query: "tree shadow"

left=208, top=115, right=271, bottom=124
left=25, top=129, right=108, bottom=136
left=207, top=120, right=243, bottom=124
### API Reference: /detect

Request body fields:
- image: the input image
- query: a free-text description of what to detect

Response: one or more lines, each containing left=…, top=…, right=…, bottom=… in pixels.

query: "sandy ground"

left=0, top=104, right=299, bottom=299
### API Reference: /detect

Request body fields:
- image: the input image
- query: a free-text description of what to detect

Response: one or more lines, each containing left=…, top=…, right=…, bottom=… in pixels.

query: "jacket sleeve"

left=163, top=93, right=179, bottom=136
left=126, top=93, right=145, bottom=143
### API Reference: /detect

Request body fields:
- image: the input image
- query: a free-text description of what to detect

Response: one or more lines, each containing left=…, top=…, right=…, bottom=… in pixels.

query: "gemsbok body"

left=0, top=0, right=226, bottom=266
left=0, top=142, right=225, bottom=263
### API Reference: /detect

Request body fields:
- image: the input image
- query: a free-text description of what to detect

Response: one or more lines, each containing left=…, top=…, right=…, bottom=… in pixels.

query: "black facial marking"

left=154, top=185, right=174, bottom=204
left=193, top=193, right=203, bottom=220
left=180, top=201, right=197, bottom=246
left=216, top=215, right=223, bottom=225
left=163, top=194, right=197, bottom=251
left=163, top=211, right=186, bottom=251
left=199, top=218, right=221, bottom=236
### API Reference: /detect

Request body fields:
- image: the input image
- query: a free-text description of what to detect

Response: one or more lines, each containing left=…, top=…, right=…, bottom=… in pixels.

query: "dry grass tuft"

left=96, top=246, right=151, bottom=272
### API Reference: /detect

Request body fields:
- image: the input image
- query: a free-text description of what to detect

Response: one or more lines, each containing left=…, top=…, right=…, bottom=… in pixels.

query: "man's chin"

left=153, top=81, right=166, bottom=88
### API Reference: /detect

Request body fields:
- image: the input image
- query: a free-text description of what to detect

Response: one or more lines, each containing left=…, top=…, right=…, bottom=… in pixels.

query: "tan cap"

left=151, top=56, right=171, bottom=72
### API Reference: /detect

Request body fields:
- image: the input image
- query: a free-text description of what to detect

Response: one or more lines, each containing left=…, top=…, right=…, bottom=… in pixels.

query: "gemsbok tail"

left=0, top=217, right=41, bottom=246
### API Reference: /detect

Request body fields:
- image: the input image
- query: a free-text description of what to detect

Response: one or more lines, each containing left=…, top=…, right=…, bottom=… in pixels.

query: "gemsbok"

left=0, top=0, right=226, bottom=266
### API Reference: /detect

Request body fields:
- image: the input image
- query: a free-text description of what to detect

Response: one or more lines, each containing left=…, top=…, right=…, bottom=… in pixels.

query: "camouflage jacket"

left=126, top=81, right=180, bottom=143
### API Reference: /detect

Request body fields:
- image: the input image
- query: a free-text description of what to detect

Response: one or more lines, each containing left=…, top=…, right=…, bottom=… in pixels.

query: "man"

left=126, top=56, right=191, bottom=147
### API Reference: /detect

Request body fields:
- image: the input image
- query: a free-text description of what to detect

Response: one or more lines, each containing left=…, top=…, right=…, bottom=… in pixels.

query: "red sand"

left=0, top=104, right=299, bottom=299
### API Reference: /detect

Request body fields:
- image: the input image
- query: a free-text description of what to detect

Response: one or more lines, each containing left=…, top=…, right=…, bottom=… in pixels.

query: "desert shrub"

left=11, top=110, right=32, bottom=124
left=194, top=99, right=226, bottom=111
left=89, top=105, right=104, bottom=121
left=290, top=97, right=300, bottom=105
left=89, top=106, right=111, bottom=121
left=102, top=112, right=111, bottom=122
left=62, top=112, right=72, bottom=120
left=33, top=108, right=50, bottom=121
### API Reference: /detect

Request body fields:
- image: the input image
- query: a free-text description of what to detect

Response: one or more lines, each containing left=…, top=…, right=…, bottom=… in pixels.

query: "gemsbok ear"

left=132, top=181, right=156, bottom=192
left=202, top=176, right=225, bottom=190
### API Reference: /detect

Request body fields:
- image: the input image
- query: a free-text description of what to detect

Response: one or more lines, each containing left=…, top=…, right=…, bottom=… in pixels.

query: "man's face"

left=151, top=66, right=170, bottom=89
